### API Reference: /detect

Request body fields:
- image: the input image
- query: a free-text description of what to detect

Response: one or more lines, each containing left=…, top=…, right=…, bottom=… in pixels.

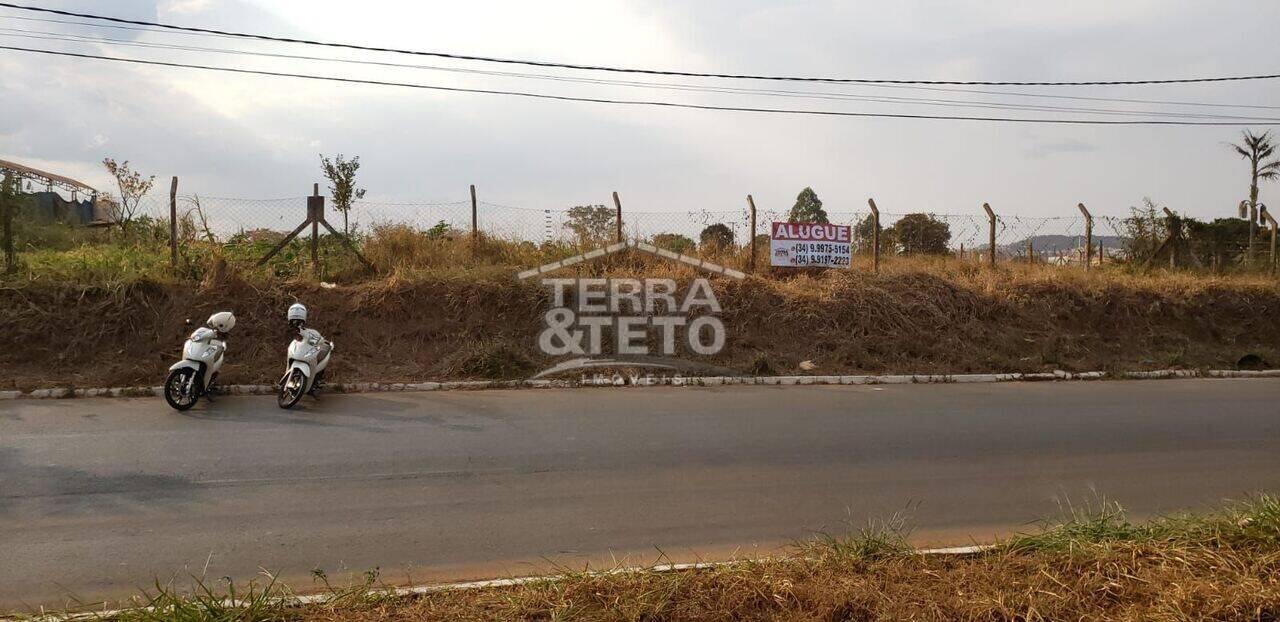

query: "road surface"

left=2, top=379, right=1279, bottom=611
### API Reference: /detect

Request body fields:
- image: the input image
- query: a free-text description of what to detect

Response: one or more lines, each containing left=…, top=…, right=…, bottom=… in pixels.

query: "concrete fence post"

left=747, top=194, right=758, bottom=274
left=311, top=183, right=322, bottom=274
left=1261, top=205, right=1277, bottom=275
left=169, top=176, right=179, bottom=271
left=1162, top=207, right=1179, bottom=269
left=613, top=191, right=623, bottom=243
left=983, top=203, right=997, bottom=267
left=867, top=198, right=881, bottom=274
left=470, top=184, right=478, bottom=243
left=1077, top=203, right=1092, bottom=271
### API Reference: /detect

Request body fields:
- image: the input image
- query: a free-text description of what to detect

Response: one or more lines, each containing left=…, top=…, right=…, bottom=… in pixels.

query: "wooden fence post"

left=1163, top=207, right=1178, bottom=269
left=613, top=191, right=623, bottom=243
left=1027, top=240, right=1034, bottom=264
left=983, top=203, right=997, bottom=267
left=470, top=184, right=478, bottom=243
left=747, top=194, right=757, bottom=274
left=867, top=198, right=881, bottom=274
left=169, top=176, right=178, bottom=271
left=1077, top=203, right=1092, bottom=271
left=1098, top=241, right=1104, bottom=265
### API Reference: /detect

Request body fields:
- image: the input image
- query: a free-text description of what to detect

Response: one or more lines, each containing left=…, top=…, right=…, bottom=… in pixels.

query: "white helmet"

left=287, top=303, right=308, bottom=323
left=207, top=311, right=236, bottom=333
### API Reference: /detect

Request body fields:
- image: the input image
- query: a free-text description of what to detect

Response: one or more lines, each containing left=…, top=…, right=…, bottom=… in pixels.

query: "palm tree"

left=1229, top=130, right=1280, bottom=259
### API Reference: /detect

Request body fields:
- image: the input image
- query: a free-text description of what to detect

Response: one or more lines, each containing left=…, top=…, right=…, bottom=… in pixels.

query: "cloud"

left=0, top=0, right=1277, bottom=223
left=1024, top=139, right=1098, bottom=159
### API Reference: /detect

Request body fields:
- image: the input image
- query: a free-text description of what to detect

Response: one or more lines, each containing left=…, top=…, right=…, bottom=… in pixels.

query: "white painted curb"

left=2, top=369, right=1277, bottom=401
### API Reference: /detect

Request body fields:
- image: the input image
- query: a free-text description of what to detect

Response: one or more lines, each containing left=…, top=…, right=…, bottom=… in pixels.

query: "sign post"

left=769, top=222, right=852, bottom=268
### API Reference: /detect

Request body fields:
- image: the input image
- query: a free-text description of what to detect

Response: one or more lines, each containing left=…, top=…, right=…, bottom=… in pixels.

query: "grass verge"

left=17, top=496, right=1280, bottom=621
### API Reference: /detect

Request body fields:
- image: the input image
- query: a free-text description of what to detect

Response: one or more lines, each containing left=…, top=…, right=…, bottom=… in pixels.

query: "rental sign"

left=770, top=222, right=852, bottom=268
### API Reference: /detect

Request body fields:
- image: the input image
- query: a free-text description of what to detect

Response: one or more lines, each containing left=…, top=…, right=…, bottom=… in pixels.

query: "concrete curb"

left=2, top=369, right=1277, bottom=401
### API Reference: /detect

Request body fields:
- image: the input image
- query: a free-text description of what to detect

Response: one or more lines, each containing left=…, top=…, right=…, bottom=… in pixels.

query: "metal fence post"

left=983, top=203, right=996, bottom=266
left=169, top=176, right=179, bottom=271
left=747, top=194, right=757, bottom=274
left=867, top=198, right=881, bottom=274
left=1077, top=203, right=1092, bottom=271
left=613, top=191, right=623, bottom=243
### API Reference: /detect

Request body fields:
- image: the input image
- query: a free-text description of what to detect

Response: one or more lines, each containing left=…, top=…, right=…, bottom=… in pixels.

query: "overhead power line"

left=5, top=45, right=1279, bottom=126
left=6, top=15, right=1280, bottom=112
left=2, top=2, right=1279, bottom=87
left=6, top=28, right=1278, bottom=121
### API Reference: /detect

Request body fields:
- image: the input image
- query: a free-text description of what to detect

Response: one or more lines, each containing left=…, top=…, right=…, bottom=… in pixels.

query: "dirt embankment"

left=2, top=270, right=1277, bottom=391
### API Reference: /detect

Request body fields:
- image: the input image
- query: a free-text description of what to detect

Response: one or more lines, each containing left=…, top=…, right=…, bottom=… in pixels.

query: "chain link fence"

left=136, top=195, right=1124, bottom=262
left=13, top=186, right=1277, bottom=278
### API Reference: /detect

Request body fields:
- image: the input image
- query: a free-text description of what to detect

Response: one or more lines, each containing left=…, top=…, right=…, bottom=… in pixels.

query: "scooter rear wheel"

left=278, top=368, right=306, bottom=409
left=164, top=368, right=199, bottom=411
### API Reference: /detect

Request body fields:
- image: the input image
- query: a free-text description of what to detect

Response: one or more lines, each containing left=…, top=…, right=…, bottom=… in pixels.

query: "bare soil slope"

left=3, top=269, right=1277, bottom=390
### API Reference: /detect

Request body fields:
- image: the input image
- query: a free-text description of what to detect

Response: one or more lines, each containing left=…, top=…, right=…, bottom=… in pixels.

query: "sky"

left=1, top=0, right=1279, bottom=224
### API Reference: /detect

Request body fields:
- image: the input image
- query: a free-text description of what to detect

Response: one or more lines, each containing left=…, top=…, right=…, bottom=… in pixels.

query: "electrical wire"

left=2, top=2, right=1278, bottom=87
left=5, top=44, right=1279, bottom=126
left=5, top=13, right=1279, bottom=112
left=4, top=28, right=1279, bottom=122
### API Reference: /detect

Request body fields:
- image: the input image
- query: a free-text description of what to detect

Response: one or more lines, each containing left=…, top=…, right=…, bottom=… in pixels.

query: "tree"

left=101, top=158, right=155, bottom=233
left=652, top=233, right=696, bottom=254
left=852, top=214, right=877, bottom=254
left=890, top=213, right=951, bottom=255
left=699, top=223, right=735, bottom=251
left=1229, top=130, right=1280, bottom=257
left=1121, top=198, right=1172, bottom=264
left=788, top=187, right=829, bottom=223
left=320, top=153, right=366, bottom=236
left=564, top=205, right=615, bottom=245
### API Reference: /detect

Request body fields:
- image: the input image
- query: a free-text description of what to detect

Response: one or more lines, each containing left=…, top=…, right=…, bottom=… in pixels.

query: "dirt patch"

left=2, top=269, right=1278, bottom=391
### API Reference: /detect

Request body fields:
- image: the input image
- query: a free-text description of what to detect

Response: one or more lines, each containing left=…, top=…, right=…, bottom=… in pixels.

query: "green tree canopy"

left=890, top=213, right=951, bottom=255
left=320, top=153, right=366, bottom=236
left=564, top=205, right=615, bottom=245
left=788, top=187, right=829, bottom=223
left=652, top=232, right=696, bottom=254
left=699, top=223, right=735, bottom=250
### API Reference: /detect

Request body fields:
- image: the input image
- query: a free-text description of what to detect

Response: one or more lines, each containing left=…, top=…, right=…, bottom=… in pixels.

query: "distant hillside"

left=1002, top=234, right=1126, bottom=254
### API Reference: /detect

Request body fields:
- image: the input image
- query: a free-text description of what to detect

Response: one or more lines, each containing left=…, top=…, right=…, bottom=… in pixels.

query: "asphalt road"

left=3, top=379, right=1279, bottom=611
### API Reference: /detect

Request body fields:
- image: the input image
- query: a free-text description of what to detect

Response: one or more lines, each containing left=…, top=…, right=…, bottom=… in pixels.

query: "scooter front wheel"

left=164, top=368, right=200, bottom=411
left=278, top=368, right=306, bottom=409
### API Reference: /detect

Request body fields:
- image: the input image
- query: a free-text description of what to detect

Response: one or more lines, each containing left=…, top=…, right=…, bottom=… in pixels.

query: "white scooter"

left=278, top=303, right=334, bottom=409
left=165, top=311, right=235, bottom=411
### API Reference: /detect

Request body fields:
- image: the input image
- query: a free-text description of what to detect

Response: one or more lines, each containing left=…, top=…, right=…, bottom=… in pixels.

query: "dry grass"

left=2, top=253, right=1277, bottom=390
left=30, top=496, right=1280, bottom=622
